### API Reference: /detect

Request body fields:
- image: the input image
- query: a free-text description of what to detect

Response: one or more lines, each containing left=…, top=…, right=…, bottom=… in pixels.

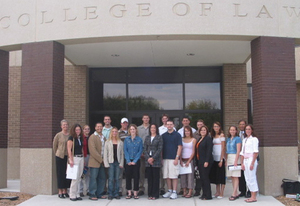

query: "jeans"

left=108, top=160, right=120, bottom=197
left=89, top=165, right=106, bottom=198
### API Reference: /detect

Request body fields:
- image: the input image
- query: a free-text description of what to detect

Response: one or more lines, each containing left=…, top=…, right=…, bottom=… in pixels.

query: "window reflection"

left=103, top=84, right=126, bottom=110
left=128, top=84, right=183, bottom=110
left=185, top=83, right=221, bottom=110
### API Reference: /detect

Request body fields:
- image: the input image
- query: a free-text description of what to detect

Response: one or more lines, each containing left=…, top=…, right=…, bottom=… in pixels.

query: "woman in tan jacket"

left=104, top=127, right=124, bottom=200
left=53, top=119, right=71, bottom=198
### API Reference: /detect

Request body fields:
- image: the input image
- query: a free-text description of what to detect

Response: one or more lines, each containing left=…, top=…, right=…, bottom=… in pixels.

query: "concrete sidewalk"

left=1, top=180, right=284, bottom=206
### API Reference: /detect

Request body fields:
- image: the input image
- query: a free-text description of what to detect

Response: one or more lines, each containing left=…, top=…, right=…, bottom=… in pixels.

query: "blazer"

left=143, top=135, right=163, bottom=167
left=195, top=135, right=213, bottom=165
left=103, top=140, right=124, bottom=168
left=53, top=132, right=69, bottom=159
left=88, top=133, right=103, bottom=168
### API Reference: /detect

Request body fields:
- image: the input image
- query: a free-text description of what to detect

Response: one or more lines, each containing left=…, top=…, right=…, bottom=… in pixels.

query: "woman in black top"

left=67, top=123, right=84, bottom=201
left=143, top=124, right=163, bottom=200
left=195, top=125, right=213, bottom=200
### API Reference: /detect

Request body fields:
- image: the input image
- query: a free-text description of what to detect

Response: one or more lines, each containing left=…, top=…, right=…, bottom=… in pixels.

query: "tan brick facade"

left=223, top=64, right=248, bottom=131
left=8, top=66, right=21, bottom=148
left=64, top=65, right=88, bottom=127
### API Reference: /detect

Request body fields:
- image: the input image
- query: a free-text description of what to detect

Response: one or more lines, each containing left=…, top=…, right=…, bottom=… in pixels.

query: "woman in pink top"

left=180, top=126, right=196, bottom=198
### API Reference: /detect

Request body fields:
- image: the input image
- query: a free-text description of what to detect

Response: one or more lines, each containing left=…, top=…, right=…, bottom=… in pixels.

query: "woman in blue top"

left=124, top=124, right=143, bottom=199
left=225, top=126, right=242, bottom=201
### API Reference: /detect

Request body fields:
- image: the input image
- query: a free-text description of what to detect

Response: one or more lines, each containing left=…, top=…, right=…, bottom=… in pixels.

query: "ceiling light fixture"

left=111, top=54, right=120, bottom=57
left=187, top=53, right=195, bottom=56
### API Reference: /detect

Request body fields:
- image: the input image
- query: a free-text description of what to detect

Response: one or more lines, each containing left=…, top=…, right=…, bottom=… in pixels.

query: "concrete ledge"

left=0, top=148, right=7, bottom=188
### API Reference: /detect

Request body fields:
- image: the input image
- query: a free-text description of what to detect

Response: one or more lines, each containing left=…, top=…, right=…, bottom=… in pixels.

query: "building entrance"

left=89, top=67, right=222, bottom=130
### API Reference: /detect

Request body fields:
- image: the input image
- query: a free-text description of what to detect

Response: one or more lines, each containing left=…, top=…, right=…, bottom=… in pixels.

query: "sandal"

left=245, top=199, right=257, bottom=203
left=89, top=197, right=98, bottom=201
left=148, top=197, right=152, bottom=200
left=151, top=197, right=157, bottom=200
left=134, top=196, right=139, bottom=199
left=126, top=195, right=132, bottom=199
left=229, top=196, right=239, bottom=201
left=182, top=193, right=187, bottom=197
left=98, top=195, right=107, bottom=199
left=185, top=193, right=192, bottom=198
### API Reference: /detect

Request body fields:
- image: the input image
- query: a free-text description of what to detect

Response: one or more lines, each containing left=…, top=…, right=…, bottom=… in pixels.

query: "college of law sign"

left=0, top=0, right=300, bottom=48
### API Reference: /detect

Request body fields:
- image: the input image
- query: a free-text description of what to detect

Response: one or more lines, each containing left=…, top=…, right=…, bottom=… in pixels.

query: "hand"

left=250, top=164, right=254, bottom=171
left=185, top=161, right=190, bottom=167
left=128, top=162, right=132, bottom=165
left=234, top=161, right=238, bottom=167
left=69, top=159, right=74, bottom=167
left=173, top=159, right=178, bottom=166
left=131, top=162, right=136, bottom=165
left=218, top=161, right=222, bottom=167
left=241, top=164, right=245, bottom=171
left=204, top=162, right=208, bottom=168
left=119, top=166, right=123, bottom=168
left=148, top=158, right=154, bottom=165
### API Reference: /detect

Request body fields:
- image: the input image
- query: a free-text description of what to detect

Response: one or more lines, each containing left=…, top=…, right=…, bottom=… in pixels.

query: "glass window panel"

left=128, top=84, right=183, bottom=110
left=185, top=83, right=221, bottom=110
left=103, top=84, right=126, bottom=110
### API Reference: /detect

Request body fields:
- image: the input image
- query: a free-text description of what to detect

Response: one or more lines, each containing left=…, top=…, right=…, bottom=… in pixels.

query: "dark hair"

left=95, top=122, right=103, bottom=127
left=238, top=119, right=247, bottom=125
left=183, top=126, right=193, bottom=138
left=161, top=114, right=169, bottom=119
left=148, top=124, right=159, bottom=136
left=211, top=121, right=223, bottom=137
left=104, top=115, right=111, bottom=120
left=142, top=114, right=150, bottom=118
left=182, top=116, right=190, bottom=121
left=199, top=125, right=209, bottom=137
left=197, top=119, right=204, bottom=123
left=227, top=126, right=239, bottom=137
left=167, top=120, right=174, bottom=124
left=245, top=124, right=256, bottom=137
left=70, top=123, right=83, bottom=140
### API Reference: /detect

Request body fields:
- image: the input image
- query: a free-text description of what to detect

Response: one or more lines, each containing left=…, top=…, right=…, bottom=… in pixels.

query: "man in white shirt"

left=102, top=116, right=112, bottom=139
left=177, top=117, right=196, bottom=137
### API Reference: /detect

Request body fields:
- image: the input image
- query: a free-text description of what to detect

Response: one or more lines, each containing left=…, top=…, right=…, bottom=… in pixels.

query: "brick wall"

left=251, top=37, right=297, bottom=147
left=64, top=65, right=88, bottom=127
left=8, top=66, right=21, bottom=148
left=20, top=42, right=64, bottom=148
left=0, top=50, right=9, bottom=148
left=223, top=64, right=248, bottom=131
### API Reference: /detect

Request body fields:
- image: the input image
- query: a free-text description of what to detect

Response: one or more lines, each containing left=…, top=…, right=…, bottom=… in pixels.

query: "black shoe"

left=101, top=191, right=107, bottom=195
left=245, top=191, right=251, bottom=198
left=63, top=193, right=69, bottom=198
left=238, top=193, right=245, bottom=197
left=119, top=192, right=123, bottom=196
left=108, top=196, right=113, bottom=200
left=194, top=191, right=200, bottom=196
left=87, top=192, right=90, bottom=196
left=115, top=196, right=120, bottom=199
left=58, top=194, right=65, bottom=198
left=76, top=197, right=83, bottom=200
left=80, top=192, right=84, bottom=197
left=138, top=191, right=144, bottom=196
left=70, top=198, right=77, bottom=201
left=160, top=189, right=165, bottom=195
left=178, top=191, right=184, bottom=195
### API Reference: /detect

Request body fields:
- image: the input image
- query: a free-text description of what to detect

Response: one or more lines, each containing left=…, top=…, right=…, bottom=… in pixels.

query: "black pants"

left=195, top=178, right=202, bottom=192
left=125, top=160, right=140, bottom=191
left=146, top=166, right=160, bottom=198
left=239, top=169, right=247, bottom=194
left=56, top=156, right=71, bottom=189
left=198, top=162, right=212, bottom=199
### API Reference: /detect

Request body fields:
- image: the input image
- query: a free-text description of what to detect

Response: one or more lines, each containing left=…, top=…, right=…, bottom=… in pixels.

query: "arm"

left=218, top=135, right=226, bottom=167
left=67, top=139, right=73, bottom=167
left=204, top=137, right=212, bottom=167
left=174, top=145, right=182, bottom=166
left=235, top=142, right=242, bottom=166
left=52, top=134, right=58, bottom=154
left=143, top=138, right=150, bottom=160
left=124, top=139, right=131, bottom=165
left=103, top=142, right=109, bottom=168
left=119, top=141, right=124, bottom=168
left=152, top=136, right=163, bottom=161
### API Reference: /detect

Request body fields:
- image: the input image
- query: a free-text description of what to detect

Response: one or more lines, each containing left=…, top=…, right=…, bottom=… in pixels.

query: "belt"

left=75, top=154, right=83, bottom=157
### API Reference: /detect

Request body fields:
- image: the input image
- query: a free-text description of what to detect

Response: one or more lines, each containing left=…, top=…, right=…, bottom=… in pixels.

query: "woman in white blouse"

left=240, top=124, right=259, bottom=203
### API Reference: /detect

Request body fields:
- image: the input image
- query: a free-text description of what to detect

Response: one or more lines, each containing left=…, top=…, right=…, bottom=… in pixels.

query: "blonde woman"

left=104, top=127, right=124, bottom=200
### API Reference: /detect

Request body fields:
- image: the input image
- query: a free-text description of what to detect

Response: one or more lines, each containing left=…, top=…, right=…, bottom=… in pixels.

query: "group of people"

left=52, top=115, right=259, bottom=203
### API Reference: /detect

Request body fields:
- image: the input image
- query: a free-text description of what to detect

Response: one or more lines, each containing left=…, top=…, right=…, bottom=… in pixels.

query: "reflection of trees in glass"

left=103, top=94, right=126, bottom=110
left=129, top=96, right=160, bottom=110
left=186, top=99, right=218, bottom=110
left=186, top=99, right=221, bottom=132
left=103, top=94, right=160, bottom=110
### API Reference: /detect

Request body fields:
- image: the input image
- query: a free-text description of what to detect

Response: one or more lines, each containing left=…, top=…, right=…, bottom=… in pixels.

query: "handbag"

left=194, top=166, right=200, bottom=179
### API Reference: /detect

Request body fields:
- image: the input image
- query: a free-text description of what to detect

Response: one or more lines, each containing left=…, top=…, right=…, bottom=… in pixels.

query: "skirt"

left=226, top=153, right=241, bottom=177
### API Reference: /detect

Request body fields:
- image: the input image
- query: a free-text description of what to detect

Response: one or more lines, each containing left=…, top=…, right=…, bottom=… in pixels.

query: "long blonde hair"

left=108, top=127, right=121, bottom=142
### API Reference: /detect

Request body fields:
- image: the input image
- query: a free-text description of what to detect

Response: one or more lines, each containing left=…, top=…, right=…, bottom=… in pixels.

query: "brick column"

left=0, top=50, right=9, bottom=188
left=251, top=37, right=298, bottom=195
left=223, top=64, right=248, bottom=130
left=20, top=41, right=64, bottom=194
